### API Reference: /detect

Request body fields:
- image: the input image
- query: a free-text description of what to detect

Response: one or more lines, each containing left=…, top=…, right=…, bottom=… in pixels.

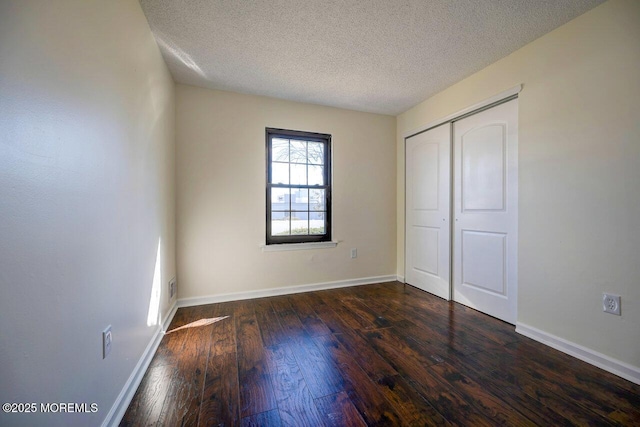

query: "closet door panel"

left=405, top=124, right=451, bottom=300
left=453, top=99, right=518, bottom=324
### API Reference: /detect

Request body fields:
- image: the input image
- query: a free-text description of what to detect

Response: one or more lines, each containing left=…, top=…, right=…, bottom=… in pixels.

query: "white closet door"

left=405, top=124, right=451, bottom=300
left=453, top=99, right=518, bottom=324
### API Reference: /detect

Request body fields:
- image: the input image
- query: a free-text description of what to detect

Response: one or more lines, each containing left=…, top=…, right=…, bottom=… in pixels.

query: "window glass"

left=266, top=128, right=331, bottom=244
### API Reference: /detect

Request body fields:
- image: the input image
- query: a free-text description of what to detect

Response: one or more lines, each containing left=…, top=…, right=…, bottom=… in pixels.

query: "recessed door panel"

left=412, top=226, right=439, bottom=276
left=461, top=230, right=506, bottom=295
left=462, top=124, right=505, bottom=211
left=405, top=124, right=450, bottom=300
left=412, top=143, right=439, bottom=211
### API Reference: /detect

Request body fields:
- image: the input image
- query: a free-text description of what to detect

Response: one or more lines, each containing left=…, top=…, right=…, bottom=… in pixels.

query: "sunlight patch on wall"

left=147, top=238, right=162, bottom=326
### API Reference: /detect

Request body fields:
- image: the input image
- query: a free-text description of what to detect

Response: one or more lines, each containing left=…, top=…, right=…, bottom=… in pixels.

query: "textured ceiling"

left=139, top=0, right=605, bottom=115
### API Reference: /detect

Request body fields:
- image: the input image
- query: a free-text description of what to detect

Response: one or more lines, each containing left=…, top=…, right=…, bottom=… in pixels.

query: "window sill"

left=260, top=241, right=339, bottom=252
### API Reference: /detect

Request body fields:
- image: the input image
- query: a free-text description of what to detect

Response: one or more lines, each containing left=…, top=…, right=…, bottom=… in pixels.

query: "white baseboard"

left=101, top=300, right=178, bottom=427
left=162, top=301, right=179, bottom=332
left=516, top=322, right=640, bottom=385
left=396, top=275, right=405, bottom=283
left=177, top=275, right=398, bottom=308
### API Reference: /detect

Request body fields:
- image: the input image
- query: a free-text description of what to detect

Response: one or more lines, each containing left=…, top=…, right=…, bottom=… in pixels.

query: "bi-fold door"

left=405, top=98, right=518, bottom=324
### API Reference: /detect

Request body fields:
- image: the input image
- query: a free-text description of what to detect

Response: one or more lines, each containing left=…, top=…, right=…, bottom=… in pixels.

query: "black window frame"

left=266, top=127, right=332, bottom=245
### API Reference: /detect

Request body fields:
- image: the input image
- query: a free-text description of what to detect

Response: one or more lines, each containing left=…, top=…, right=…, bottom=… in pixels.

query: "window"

left=266, top=128, right=331, bottom=245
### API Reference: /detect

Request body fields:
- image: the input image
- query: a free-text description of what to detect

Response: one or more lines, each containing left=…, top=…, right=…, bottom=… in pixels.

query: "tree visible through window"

left=266, top=128, right=331, bottom=244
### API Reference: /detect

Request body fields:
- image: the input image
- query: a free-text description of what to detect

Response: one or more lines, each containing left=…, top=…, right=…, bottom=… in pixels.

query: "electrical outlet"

left=169, top=277, right=176, bottom=299
left=350, top=248, right=357, bottom=259
left=102, top=325, right=112, bottom=359
left=603, top=293, right=621, bottom=316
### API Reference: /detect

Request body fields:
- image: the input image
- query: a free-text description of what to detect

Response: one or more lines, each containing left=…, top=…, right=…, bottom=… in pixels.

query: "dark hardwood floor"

left=121, top=282, right=640, bottom=426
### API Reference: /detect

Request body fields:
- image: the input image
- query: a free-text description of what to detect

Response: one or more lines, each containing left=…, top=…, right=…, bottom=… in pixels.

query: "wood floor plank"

left=198, top=351, right=239, bottom=427
left=269, top=295, right=294, bottom=313
left=404, top=378, right=494, bottom=427
left=198, top=309, right=239, bottom=427
left=151, top=303, right=215, bottom=370
left=352, top=295, right=405, bottom=325
left=506, top=372, right=619, bottom=426
left=264, top=344, right=324, bottom=427
left=364, top=327, right=445, bottom=368
left=275, top=305, right=345, bottom=399
left=165, top=309, right=188, bottom=330
left=376, top=374, right=451, bottom=426
left=466, top=343, right=620, bottom=426
left=370, top=290, right=580, bottom=425
left=504, top=341, right=640, bottom=424
left=444, top=351, right=577, bottom=426
left=255, top=304, right=287, bottom=348
left=302, top=291, right=355, bottom=335
left=157, top=321, right=213, bottom=426
left=292, top=337, right=345, bottom=399
left=274, top=307, right=308, bottom=343
left=511, top=339, right=640, bottom=408
left=236, top=313, right=277, bottom=418
left=391, top=318, right=461, bottom=361
left=362, top=329, right=493, bottom=426
left=318, top=290, right=376, bottom=330
left=448, top=300, right=520, bottom=346
left=315, top=391, right=367, bottom=427
left=147, top=327, right=189, bottom=369
left=409, top=305, right=498, bottom=357
left=333, top=328, right=398, bottom=382
left=316, top=333, right=448, bottom=426
left=430, top=361, right=535, bottom=426
left=315, top=333, right=405, bottom=425
left=253, top=297, right=276, bottom=313
left=287, top=293, right=332, bottom=337
left=168, top=304, right=215, bottom=330
left=119, top=365, right=175, bottom=426
left=122, top=282, right=640, bottom=427
left=240, top=409, right=282, bottom=427
left=337, top=296, right=394, bottom=329
left=232, top=300, right=257, bottom=317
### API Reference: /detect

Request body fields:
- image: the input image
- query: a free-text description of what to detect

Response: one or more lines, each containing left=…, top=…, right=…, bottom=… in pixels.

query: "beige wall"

left=176, top=85, right=396, bottom=299
left=0, top=1, right=175, bottom=426
left=397, top=0, right=640, bottom=368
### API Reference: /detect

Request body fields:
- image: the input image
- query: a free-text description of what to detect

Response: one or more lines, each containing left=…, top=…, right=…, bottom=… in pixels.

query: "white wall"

left=397, top=0, right=640, bottom=370
left=176, top=85, right=396, bottom=300
left=0, top=1, right=175, bottom=426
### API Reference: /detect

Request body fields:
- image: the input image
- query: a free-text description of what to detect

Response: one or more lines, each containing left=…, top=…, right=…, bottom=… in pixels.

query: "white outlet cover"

left=603, top=294, right=621, bottom=316
left=103, top=325, right=112, bottom=358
